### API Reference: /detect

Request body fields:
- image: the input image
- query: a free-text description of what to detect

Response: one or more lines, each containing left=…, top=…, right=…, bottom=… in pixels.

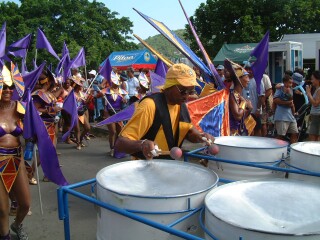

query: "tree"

left=185, top=0, right=320, bottom=59
left=0, top=0, right=138, bottom=71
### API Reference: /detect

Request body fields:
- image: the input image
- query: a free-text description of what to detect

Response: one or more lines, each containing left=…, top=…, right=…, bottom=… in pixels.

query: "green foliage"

left=0, top=0, right=138, bottom=71
left=185, top=0, right=320, bottom=59
left=137, top=29, right=191, bottom=60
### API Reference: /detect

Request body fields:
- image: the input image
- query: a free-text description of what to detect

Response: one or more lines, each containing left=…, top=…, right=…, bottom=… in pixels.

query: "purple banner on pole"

left=62, top=90, right=78, bottom=142
left=0, top=22, right=6, bottom=58
left=36, top=28, right=60, bottom=60
left=250, top=31, right=269, bottom=94
left=9, top=34, right=32, bottom=49
left=23, top=89, right=68, bottom=186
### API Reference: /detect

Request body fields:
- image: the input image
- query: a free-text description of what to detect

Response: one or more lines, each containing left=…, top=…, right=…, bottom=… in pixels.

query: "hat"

left=224, top=59, right=249, bottom=86
left=138, top=72, right=149, bottom=89
left=165, top=63, right=199, bottom=88
left=110, top=71, right=120, bottom=85
left=71, top=75, right=83, bottom=86
left=88, top=70, right=97, bottom=75
left=292, top=72, right=304, bottom=85
left=120, top=72, right=127, bottom=81
left=217, top=65, right=225, bottom=70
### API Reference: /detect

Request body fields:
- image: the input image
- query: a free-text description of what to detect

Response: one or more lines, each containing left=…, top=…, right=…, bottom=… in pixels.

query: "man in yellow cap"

left=115, top=63, right=215, bottom=159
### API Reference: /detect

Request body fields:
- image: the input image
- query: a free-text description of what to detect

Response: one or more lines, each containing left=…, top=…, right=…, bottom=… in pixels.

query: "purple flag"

left=55, top=54, right=68, bottom=76
left=150, top=71, right=165, bottom=93
left=8, top=49, right=27, bottom=58
left=36, top=28, right=60, bottom=60
left=23, top=89, right=68, bottom=186
left=20, top=62, right=46, bottom=101
left=62, top=90, right=78, bottom=141
left=0, top=59, right=4, bottom=71
left=9, top=34, right=31, bottom=49
left=250, top=31, right=269, bottom=94
left=99, top=58, right=112, bottom=85
left=96, top=103, right=136, bottom=126
left=0, top=22, right=6, bottom=58
left=68, top=47, right=86, bottom=68
left=154, top=59, right=168, bottom=79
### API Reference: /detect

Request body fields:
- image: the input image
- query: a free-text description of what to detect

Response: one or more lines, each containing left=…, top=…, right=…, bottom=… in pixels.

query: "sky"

left=100, top=0, right=206, bottom=41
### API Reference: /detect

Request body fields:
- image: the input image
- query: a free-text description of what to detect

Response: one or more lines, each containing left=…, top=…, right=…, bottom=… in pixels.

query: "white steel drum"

left=207, top=136, right=288, bottom=182
left=288, top=142, right=320, bottom=183
left=204, top=179, right=320, bottom=240
left=96, top=160, right=219, bottom=240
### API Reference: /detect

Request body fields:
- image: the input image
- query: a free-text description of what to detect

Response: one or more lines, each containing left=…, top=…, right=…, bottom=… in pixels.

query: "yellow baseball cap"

left=164, top=63, right=200, bottom=89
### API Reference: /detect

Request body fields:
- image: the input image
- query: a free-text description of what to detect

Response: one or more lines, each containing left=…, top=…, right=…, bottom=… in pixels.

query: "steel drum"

left=288, top=142, right=320, bottom=183
left=207, top=136, right=288, bottom=182
left=204, top=179, right=320, bottom=240
left=96, top=160, right=219, bottom=240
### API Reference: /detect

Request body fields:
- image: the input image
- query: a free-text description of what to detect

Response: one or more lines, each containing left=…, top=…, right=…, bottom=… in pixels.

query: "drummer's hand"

left=141, top=139, right=155, bottom=160
left=199, top=133, right=215, bottom=146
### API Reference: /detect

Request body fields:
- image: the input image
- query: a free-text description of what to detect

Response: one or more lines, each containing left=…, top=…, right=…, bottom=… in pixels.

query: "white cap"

left=89, top=70, right=97, bottom=75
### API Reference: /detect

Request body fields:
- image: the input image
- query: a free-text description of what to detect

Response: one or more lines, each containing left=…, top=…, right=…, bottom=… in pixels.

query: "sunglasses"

left=175, top=85, right=197, bottom=95
left=3, top=85, right=15, bottom=91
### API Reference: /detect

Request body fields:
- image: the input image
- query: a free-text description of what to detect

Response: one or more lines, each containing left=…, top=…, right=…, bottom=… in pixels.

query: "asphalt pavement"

left=10, top=127, right=203, bottom=240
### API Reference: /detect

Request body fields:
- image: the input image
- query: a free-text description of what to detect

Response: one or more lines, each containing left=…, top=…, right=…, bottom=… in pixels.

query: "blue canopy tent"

left=100, top=49, right=157, bottom=71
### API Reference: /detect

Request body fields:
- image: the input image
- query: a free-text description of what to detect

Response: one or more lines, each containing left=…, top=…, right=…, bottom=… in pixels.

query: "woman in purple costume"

left=104, top=71, right=128, bottom=156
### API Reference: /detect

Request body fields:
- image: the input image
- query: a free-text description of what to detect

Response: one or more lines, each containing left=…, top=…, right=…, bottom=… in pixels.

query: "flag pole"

left=34, top=144, right=44, bottom=215
left=35, top=49, right=38, bottom=67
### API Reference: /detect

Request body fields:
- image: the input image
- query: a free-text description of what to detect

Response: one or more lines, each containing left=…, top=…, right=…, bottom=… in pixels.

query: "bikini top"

left=0, top=124, right=23, bottom=137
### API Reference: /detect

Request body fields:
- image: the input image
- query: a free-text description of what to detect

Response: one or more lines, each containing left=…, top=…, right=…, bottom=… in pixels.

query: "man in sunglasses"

left=115, top=63, right=215, bottom=160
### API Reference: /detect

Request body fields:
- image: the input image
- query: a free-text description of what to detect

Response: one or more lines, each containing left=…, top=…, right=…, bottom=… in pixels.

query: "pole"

left=34, top=144, right=43, bottom=215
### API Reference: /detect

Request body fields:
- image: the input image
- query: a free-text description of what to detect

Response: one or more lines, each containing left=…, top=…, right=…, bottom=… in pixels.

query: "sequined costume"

left=0, top=117, right=23, bottom=193
left=104, top=88, right=127, bottom=115
left=32, top=89, right=58, bottom=143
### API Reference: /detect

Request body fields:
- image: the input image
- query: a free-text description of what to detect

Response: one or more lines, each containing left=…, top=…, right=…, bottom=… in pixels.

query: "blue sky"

left=100, top=0, right=206, bottom=41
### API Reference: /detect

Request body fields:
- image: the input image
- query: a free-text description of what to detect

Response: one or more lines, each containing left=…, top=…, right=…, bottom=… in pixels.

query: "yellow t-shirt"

left=120, top=98, right=192, bottom=151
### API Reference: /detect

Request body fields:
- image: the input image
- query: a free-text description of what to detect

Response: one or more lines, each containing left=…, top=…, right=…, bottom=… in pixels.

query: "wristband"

left=140, top=139, right=148, bottom=151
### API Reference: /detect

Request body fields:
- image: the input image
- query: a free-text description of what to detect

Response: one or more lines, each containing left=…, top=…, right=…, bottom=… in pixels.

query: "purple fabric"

left=0, top=22, right=6, bottom=58
left=20, top=62, right=46, bottom=101
left=68, top=47, right=86, bottom=68
left=113, top=148, right=127, bottom=159
left=105, top=94, right=123, bottom=112
left=99, top=58, right=112, bottom=85
left=23, top=89, right=68, bottom=186
left=36, top=28, right=60, bottom=60
left=62, top=41, right=69, bottom=57
left=154, top=59, right=168, bottom=79
left=250, top=31, right=269, bottom=94
left=96, top=103, right=135, bottom=126
left=8, top=49, right=27, bottom=58
left=0, top=146, right=21, bottom=155
left=9, top=33, right=31, bottom=49
left=55, top=54, right=68, bottom=76
left=150, top=71, right=165, bottom=93
left=61, top=90, right=78, bottom=142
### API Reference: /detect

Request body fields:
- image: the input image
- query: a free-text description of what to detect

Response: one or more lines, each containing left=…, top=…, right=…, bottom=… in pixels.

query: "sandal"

left=29, top=177, right=38, bottom=185
left=43, top=176, right=50, bottom=182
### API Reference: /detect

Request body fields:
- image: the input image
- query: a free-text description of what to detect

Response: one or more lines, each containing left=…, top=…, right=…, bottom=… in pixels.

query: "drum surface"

left=214, top=136, right=288, bottom=149
left=97, top=160, right=219, bottom=197
left=290, top=142, right=320, bottom=156
left=205, top=179, right=320, bottom=235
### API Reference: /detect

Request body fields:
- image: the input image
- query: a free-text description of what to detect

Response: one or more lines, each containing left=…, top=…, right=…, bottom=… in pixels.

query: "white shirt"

left=127, top=77, right=140, bottom=96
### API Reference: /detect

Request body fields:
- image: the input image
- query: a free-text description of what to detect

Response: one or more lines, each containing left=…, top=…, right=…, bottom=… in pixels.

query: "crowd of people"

left=0, top=58, right=319, bottom=239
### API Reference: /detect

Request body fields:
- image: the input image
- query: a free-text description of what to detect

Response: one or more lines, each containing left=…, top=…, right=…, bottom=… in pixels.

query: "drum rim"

left=290, top=141, right=320, bottom=157
left=96, top=160, right=219, bottom=198
left=205, top=179, right=320, bottom=236
left=214, top=136, right=289, bottom=149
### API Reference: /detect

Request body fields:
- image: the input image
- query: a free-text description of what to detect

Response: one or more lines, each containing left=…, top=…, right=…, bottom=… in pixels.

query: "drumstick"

left=201, top=137, right=212, bottom=145
left=150, top=147, right=183, bottom=159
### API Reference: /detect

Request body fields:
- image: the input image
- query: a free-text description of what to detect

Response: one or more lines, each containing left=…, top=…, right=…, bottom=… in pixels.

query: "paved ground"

left=9, top=126, right=204, bottom=240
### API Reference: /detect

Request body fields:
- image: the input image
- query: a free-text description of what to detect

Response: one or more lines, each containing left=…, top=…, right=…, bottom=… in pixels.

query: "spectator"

left=126, top=67, right=140, bottom=102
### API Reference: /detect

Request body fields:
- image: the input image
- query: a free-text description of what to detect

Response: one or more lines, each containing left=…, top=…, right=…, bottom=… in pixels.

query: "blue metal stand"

left=57, top=147, right=320, bottom=240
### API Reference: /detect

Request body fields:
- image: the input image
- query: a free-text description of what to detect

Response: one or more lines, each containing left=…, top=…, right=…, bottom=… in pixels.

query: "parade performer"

left=115, top=63, right=215, bottom=160
left=0, top=69, right=30, bottom=240
left=31, top=70, right=62, bottom=181
left=226, top=60, right=254, bottom=136
left=104, top=71, right=128, bottom=156
left=306, top=71, right=320, bottom=141
left=72, top=76, right=91, bottom=150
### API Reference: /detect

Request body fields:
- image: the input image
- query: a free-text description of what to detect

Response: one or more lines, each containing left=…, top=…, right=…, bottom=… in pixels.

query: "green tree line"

left=0, top=0, right=137, bottom=70
left=185, top=0, right=320, bottom=58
